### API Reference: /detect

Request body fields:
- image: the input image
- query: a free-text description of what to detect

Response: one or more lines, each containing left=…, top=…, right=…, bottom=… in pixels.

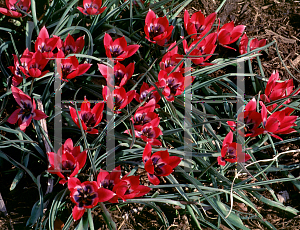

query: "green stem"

left=99, top=202, right=117, bottom=230
left=29, top=78, right=35, bottom=97
left=88, top=209, right=95, bottom=230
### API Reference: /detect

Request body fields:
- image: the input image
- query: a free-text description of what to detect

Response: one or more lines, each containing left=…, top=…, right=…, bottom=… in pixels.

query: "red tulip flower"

left=218, top=21, right=245, bottom=50
left=97, top=166, right=150, bottom=203
left=35, top=26, right=60, bottom=58
left=227, top=98, right=264, bottom=137
left=77, top=0, right=107, bottom=16
left=8, top=48, right=33, bottom=86
left=239, top=33, right=266, bottom=55
left=97, top=166, right=122, bottom=203
left=98, top=62, right=135, bottom=88
left=160, top=42, right=185, bottom=73
left=135, top=82, right=161, bottom=108
left=0, top=0, right=31, bottom=18
left=260, top=71, right=299, bottom=112
left=47, top=138, right=87, bottom=185
left=158, top=70, right=193, bottom=102
left=113, top=174, right=151, bottom=201
left=57, top=34, right=85, bottom=56
left=57, top=51, right=91, bottom=81
left=103, top=86, right=135, bottom=113
left=104, top=33, right=140, bottom=61
left=19, top=51, right=49, bottom=78
left=217, top=131, right=251, bottom=166
left=144, top=9, right=174, bottom=46
left=182, top=32, right=217, bottom=65
left=132, top=99, right=160, bottom=131
left=68, top=178, right=115, bottom=221
left=69, top=96, right=104, bottom=134
left=261, top=102, right=298, bottom=140
left=7, top=86, right=47, bottom=131
left=143, top=144, right=181, bottom=185
left=137, top=123, right=163, bottom=146
left=184, top=10, right=216, bottom=39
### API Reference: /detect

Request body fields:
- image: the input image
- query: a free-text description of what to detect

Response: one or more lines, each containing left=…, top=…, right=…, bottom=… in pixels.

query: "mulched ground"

left=0, top=0, right=300, bottom=229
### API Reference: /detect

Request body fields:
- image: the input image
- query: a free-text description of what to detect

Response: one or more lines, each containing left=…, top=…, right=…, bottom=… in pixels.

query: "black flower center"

left=81, top=112, right=96, bottom=130
left=19, top=101, right=33, bottom=120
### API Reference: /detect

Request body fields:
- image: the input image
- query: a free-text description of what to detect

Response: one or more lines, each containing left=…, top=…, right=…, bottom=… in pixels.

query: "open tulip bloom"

left=77, top=0, right=107, bottom=16
left=260, top=102, right=298, bottom=140
left=104, top=33, right=140, bottom=61
left=227, top=98, right=264, bottom=137
left=0, top=0, right=31, bottom=17
left=144, top=9, right=174, bottom=46
left=7, top=86, right=48, bottom=131
left=143, top=144, right=181, bottom=185
left=20, top=51, right=49, bottom=79
left=218, top=21, right=245, bottom=50
left=69, top=96, right=104, bottom=134
left=47, top=138, right=87, bottom=185
left=239, top=33, right=266, bottom=55
left=35, top=26, right=60, bottom=58
left=57, top=34, right=85, bottom=56
left=135, top=82, right=161, bottom=108
left=98, top=62, right=135, bottom=88
left=97, top=166, right=150, bottom=203
left=217, top=131, right=251, bottom=166
left=184, top=10, right=216, bottom=39
left=182, top=33, right=217, bottom=66
left=57, top=51, right=91, bottom=81
left=8, top=48, right=33, bottom=86
left=260, top=70, right=299, bottom=112
left=68, top=178, right=115, bottom=221
left=103, top=86, right=135, bottom=113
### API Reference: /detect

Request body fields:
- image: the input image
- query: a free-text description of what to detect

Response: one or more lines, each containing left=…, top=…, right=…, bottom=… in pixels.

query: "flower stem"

left=99, top=202, right=116, bottom=230
left=29, top=78, right=35, bottom=97
left=87, top=208, right=95, bottom=230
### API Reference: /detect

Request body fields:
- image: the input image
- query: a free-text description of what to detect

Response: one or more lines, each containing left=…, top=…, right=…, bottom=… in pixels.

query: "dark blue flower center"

left=134, top=113, right=151, bottom=126
left=141, top=127, right=155, bottom=138
left=109, top=45, right=124, bottom=57
left=73, top=185, right=97, bottom=208
left=149, top=24, right=163, bottom=39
